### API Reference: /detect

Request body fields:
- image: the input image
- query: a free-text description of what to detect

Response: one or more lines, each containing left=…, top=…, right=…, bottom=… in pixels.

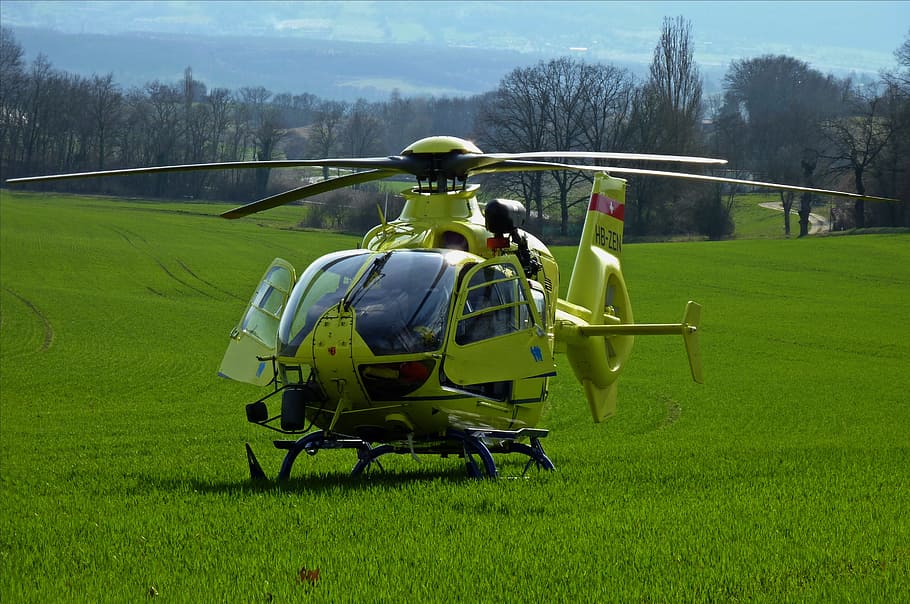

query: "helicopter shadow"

left=170, top=464, right=505, bottom=497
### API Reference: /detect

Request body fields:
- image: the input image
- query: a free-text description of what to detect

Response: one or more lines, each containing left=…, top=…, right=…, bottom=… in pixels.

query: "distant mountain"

left=8, top=26, right=565, bottom=101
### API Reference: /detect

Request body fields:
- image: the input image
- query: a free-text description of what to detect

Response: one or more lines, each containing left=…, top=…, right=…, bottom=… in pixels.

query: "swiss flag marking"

left=589, top=193, right=624, bottom=221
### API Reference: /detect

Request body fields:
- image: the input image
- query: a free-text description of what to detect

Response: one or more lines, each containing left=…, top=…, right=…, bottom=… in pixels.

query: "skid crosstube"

left=246, top=428, right=556, bottom=482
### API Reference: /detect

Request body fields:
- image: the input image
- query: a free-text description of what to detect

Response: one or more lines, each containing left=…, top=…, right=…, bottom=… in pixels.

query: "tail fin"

left=556, top=173, right=704, bottom=422
left=559, top=173, right=634, bottom=422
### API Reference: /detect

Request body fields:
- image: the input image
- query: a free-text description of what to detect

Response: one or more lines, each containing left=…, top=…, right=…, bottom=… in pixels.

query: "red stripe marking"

left=589, top=193, right=625, bottom=221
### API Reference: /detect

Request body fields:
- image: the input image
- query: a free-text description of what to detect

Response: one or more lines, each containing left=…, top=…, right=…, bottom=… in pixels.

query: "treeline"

left=2, top=22, right=908, bottom=238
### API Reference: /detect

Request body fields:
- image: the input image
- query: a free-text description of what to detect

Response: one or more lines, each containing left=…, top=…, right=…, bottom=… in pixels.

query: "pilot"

left=358, top=285, right=450, bottom=355
left=460, top=283, right=513, bottom=344
left=357, top=289, right=414, bottom=354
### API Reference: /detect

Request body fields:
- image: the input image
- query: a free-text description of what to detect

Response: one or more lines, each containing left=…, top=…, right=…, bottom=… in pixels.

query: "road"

left=758, top=202, right=829, bottom=234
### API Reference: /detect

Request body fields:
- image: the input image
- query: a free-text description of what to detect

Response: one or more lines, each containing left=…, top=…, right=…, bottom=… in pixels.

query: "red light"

left=486, top=236, right=510, bottom=250
left=399, top=361, right=431, bottom=383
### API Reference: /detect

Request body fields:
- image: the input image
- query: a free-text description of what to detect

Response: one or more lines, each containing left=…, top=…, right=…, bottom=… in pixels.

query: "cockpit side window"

left=527, top=282, right=547, bottom=330
left=279, top=252, right=369, bottom=353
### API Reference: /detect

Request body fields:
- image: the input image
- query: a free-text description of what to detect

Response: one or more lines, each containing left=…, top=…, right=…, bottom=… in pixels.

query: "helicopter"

left=6, top=135, right=897, bottom=481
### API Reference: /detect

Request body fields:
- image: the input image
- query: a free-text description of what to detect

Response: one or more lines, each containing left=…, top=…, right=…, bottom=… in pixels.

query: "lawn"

left=1, top=190, right=908, bottom=601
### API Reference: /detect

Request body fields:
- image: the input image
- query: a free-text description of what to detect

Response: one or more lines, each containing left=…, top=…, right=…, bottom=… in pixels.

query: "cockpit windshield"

left=351, top=251, right=456, bottom=355
left=278, top=250, right=458, bottom=357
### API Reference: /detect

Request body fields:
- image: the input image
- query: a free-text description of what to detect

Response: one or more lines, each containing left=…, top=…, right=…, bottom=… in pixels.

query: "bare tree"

left=21, top=54, right=55, bottom=173
left=206, top=87, right=232, bottom=162
left=309, top=99, right=349, bottom=179
left=542, top=58, right=598, bottom=235
left=88, top=73, right=122, bottom=172
left=626, top=16, right=704, bottom=235
left=578, top=63, right=635, bottom=154
left=381, top=91, right=433, bottom=154
left=879, top=30, right=910, bottom=222
left=0, top=27, right=26, bottom=174
left=342, top=99, right=383, bottom=157
left=821, top=85, right=897, bottom=228
left=144, top=81, right=183, bottom=195
left=649, top=16, right=702, bottom=153
left=475, top=66, right=552, bottom=231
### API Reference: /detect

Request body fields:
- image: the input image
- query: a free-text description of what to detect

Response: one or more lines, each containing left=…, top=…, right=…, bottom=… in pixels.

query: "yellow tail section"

left=559, top=173, right=634, bottom=422
left=556, top=173, right=703, bottom=422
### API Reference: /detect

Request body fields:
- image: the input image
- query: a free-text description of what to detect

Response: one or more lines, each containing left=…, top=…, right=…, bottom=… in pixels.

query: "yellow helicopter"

left=7, top=136, right=895, bottom=480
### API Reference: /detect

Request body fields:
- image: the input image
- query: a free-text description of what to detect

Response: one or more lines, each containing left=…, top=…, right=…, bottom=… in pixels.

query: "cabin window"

left=456, top=262, right=536, bottom=345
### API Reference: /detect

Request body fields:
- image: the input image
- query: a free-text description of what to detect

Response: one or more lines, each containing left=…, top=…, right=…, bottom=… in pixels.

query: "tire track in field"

left=109, top=225, right=149, bottom=246
left=627, top=396, right=683, bottom=436
left=107, top=226, right=221, bottom=300
left=176, top=259, right=244, bottom=301
left=2, top=287, right=54, bottom=352
left=660, top=397, right=682, bottom=429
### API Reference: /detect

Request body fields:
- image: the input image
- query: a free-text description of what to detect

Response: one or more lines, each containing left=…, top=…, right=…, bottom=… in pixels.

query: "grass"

left=1, top=190, right=908, bottom=601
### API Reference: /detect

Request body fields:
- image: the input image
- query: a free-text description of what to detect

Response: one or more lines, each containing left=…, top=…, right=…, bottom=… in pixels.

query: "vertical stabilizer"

left=560, top=173, right=634, bottom=422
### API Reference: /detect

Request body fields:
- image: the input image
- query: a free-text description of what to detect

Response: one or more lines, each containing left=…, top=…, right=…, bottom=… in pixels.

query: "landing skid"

left=246, top=428, right=556, bottom=482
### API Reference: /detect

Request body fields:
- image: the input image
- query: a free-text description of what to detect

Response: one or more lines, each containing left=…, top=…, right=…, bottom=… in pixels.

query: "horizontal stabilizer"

left=566, top=301, right=703, bottom=384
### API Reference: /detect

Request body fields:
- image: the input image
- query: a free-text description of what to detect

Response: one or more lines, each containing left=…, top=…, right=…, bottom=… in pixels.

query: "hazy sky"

left=3, top=1, right=907, bottom=77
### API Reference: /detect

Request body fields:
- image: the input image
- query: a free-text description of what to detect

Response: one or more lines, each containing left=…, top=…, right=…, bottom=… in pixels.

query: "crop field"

left=1, top=190, right=908, bottom=601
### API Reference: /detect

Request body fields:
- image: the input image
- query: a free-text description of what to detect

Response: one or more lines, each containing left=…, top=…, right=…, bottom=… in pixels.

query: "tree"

left=0, top=27, right=26, bottom=175
left=238, top=86, right=288, bottom=195
left=538, top=57, right=592, bottom=235
left=342, top=99, right=382, bottom=157
left=648, top=16, right=702, bottom=153
left=88, top=73, right=122, bottom=172
left=577, top=63, right=635, bottom=154
left=144, top=80, right=183, bottom=195
left=475, top=69, right=550, bottom=231
left=206, top=87, right=232, bottom=162
left=879, top=30, right=910, bottom=224
left=20, top=54, right=55, bottom=173
left=309, top=100, right=348, bottom=179
left=477, top=58, right=634, bottom=235
left=722, top=55, right=846, bottom=235
left=822, top=85, right=897, bottom=228
left=626, top=16, right=704, bottom=236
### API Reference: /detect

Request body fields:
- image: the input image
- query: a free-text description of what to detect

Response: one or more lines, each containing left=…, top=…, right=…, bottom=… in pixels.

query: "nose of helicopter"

left=310, top=312, right=364, bottom=403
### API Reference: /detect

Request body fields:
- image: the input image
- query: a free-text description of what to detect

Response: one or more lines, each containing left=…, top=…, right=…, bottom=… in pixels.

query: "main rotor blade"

left=5, top=148, right=723, bottom=187
left=479, top=151, right=728, bottom=165
left=471, top=160, right=899, bottom=203
left=596, top=165, right=900, bottom=204
left=221, top=169, right=401, bottom=219
left=442, top=151, right=727, bottom=180
left=5, top=157, right=416, bottom=184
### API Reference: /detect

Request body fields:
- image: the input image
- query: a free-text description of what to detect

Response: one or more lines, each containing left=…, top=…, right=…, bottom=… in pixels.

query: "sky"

left=2, top=1, right=906, bottom=76
left=2, top=1, right=907, bottom=98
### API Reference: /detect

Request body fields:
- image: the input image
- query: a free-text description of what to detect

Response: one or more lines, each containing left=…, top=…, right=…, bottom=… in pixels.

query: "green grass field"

left=1, top=190, right=908, bottom=601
